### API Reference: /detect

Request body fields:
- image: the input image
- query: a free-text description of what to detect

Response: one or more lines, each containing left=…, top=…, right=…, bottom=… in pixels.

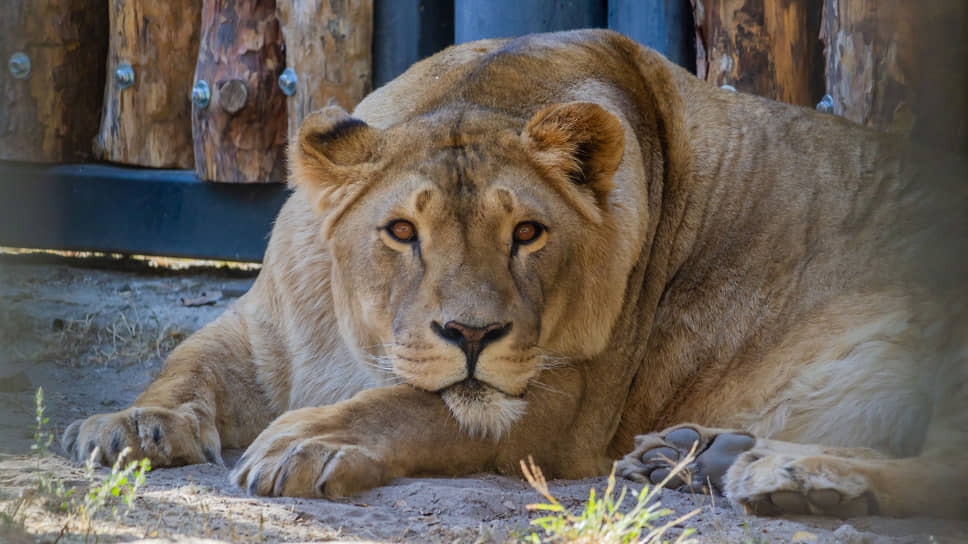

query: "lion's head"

left=290, top=102, right=633, bottom=438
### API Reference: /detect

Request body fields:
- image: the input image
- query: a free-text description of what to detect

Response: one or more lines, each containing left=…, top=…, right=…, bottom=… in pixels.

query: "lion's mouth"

left=437, top=376, right=480, bottom=393
left=438, top=377, right=523, bottom=399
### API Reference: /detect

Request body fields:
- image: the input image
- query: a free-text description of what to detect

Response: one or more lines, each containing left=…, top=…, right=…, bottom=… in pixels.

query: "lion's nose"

left=431, top=321, right=512, bottom=375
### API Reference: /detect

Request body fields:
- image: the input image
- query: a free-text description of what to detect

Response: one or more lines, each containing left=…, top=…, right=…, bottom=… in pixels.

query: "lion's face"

left=291, top=103, right=629, bottom=438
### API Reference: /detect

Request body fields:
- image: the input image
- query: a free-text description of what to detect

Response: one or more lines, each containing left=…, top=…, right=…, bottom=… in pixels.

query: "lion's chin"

left=439, top=379, right=527, bottom=440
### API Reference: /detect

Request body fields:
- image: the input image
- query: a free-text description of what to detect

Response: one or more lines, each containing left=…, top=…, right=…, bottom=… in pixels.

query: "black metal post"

left=373, top=0, right=455, bottom=87
left=454, top=0, right=605, bottom=43
left=607, top=0, right=695, bottom=72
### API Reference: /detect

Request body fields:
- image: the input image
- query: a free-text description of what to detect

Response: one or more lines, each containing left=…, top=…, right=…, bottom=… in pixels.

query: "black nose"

left=431, top=320, right=512, bottom=375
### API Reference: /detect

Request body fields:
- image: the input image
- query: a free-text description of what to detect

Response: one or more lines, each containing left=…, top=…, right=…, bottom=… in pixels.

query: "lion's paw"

left=62, top=407, right=222, bottom=467
left=617, top=425, right=755, bottom=494
left=231, top=419, right=387, bottom=498
left=725, top=453, right=878, bottom=517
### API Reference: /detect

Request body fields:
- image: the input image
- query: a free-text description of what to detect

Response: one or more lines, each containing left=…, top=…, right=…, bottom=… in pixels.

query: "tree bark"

left=94, top=0, right=200, bottom=168
left=692, top=0, right=824, bottom=107
left=0, top=0, right=107, bottom=163
left=192, top=0, right=287, bottom=183
left=276, top=0, right=373, bottom=144
left=821, top=0, right=968, bottom=154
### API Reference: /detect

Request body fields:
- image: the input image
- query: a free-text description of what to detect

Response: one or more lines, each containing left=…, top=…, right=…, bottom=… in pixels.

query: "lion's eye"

left=513, top=222, right=544, bottom=245
left=387, top=220, right=417, bottom=243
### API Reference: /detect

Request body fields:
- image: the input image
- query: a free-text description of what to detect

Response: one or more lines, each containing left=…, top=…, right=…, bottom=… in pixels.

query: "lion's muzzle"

left=430, top=320, right=512, bottom=376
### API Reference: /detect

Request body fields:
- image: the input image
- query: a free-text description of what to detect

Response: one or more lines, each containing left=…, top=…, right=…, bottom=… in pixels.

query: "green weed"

left=0, top=387, right=151, bottom=543
left=519, top=453, right=699, bottom=544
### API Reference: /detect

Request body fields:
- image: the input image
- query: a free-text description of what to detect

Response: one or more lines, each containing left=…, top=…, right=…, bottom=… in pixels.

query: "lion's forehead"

left=373, top=145, right=553, bottom=225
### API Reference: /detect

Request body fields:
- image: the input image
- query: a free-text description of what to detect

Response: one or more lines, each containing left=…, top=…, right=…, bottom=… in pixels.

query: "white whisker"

left=528, top=378, right=570, bottom=397
left=535, top=350, right=574, bottom=370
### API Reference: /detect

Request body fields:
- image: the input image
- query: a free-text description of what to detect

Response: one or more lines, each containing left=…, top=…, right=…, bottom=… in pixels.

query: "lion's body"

left=65, top=30, right=968, bottom=518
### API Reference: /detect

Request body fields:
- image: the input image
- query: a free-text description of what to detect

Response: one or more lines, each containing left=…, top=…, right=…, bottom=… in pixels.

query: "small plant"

left=519, top=453, right=699, bottom=544
left=31, top=387, right=54, bottom=459
left=60, top=446, right=151, bottom=542
left=0, top=387, right=152, bottom=543
left=2, top=387, right=70, bottom=530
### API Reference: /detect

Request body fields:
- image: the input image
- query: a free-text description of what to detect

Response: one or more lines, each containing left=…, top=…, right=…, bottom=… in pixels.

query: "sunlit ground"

left=0, top=247, right=261, bottom=272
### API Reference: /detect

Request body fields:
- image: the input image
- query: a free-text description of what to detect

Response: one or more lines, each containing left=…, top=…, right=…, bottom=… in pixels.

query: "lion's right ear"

left=290, top=106, right=383, bottom=215
left=522, top=102, right=624, bottom=224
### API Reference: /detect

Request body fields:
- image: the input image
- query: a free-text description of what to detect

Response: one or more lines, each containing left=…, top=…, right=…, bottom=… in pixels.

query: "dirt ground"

left=1, top=257, right=966, bottom=543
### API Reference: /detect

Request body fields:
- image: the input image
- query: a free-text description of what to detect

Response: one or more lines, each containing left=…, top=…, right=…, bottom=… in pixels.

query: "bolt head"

left=115, top=63, right=135, bottom=89
left=278, top=68, right=298, bottom=96
left=816, top=94, right=835, bottom=114
left=191, top=80, right=211, bottom=109
left=8, top=52, right=30, bottom=79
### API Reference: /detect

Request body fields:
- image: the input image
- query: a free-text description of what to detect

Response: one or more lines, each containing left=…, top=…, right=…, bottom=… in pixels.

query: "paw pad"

left=618, top=428, right=756, bottom=495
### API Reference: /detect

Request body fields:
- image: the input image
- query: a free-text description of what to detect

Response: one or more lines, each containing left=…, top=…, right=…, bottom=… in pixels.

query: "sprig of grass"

left=59, top=446, right=152, bottom=542
left=519, top=450, right=699, bottom=544
left=0, top=387, right=152, bottom=543
left=31, top=387, right=54, bottom=459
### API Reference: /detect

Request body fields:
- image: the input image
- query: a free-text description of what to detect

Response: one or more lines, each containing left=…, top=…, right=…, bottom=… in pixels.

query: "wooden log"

left=691, top=0, right=824, bottom=107
left=276, top=0, right=373, bottom=144
left=192, top=0, right=287, bottom=183
left=0, top=0, right=107, bottom=163
left=94, top=0, right=200, bottom=169
left=821, top=0, right=968, bottom=154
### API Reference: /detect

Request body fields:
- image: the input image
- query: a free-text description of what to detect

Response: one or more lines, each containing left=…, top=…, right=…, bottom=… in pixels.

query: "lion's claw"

left=62, top=407, right=222, bottom=467
left=231, top=415, right=388, bottom=498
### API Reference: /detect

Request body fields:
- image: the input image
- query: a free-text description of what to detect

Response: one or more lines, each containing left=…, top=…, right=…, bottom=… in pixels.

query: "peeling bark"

left=821, top=0, right=968, bottom=154
left=691, top=0, right=824, bottom=107
left=192, top=0, right=287, bottom=183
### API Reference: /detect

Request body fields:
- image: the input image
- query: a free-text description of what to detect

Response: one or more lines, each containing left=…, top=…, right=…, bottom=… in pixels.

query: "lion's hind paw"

left=726, top=453, right=879, bottom=517
left=617, top=425, right=755, bottom=494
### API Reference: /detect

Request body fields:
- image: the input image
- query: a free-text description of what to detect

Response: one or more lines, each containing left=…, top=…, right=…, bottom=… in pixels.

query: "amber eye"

left=386, top=219, right=417, bottom=242
left=513, top=222, right=544, bottom=245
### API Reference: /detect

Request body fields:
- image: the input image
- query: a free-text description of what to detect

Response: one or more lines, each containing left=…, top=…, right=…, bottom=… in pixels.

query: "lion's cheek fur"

left=327, top=259, right=392, bottom=369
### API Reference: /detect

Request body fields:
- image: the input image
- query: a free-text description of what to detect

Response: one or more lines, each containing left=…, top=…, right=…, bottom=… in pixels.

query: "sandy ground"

left=1, top=257, right=966, bottom=543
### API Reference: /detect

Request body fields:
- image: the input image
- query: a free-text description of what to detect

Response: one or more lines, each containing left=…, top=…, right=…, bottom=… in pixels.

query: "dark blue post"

left=607, top=0, right=695, bottom=72
left=454, top=0, right=605, bottom=43
left=373, top=0, right=455, bottom=87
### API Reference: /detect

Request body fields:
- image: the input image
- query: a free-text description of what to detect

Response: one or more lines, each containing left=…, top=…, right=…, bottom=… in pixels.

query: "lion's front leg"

left=62, top=306, right=276, bottom=468
left=232, top=385, right=499, bottom=498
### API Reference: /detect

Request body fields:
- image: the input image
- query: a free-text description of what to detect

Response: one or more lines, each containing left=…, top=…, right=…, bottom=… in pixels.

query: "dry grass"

left=48, top=311, right=187, bottom=368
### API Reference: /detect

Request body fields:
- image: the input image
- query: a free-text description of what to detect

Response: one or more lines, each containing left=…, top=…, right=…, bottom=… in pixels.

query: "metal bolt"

left=115, top=63, right=135, bottom=89
left=191, top=80, right=211, bottom=109
left=816, top=94, right=834, bottom=114
left=720, top=84, right=737, bottom=92
left=278, top=68, right=298, bottom=96
left=8, top=52, right=30, bottom=79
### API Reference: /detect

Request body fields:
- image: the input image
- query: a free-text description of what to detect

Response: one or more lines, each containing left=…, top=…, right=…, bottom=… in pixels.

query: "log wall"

left=277, top=0, right=374, bottom=145
left=821, top=0, right=968, bottom=154
left=692, top=0, right=825, bottom=107
left=0, top=0, right=107, bottom=162
left=94, top=0, right=201, bottom=169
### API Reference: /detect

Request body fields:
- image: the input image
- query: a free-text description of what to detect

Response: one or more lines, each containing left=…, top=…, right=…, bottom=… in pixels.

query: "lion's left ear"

left=522, top=102, right=625, bottom=214
left=290, top=105, right=383, bottom=217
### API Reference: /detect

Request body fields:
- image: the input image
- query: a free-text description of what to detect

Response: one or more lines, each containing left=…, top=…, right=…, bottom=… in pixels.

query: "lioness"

left=64, top=30, right=967, bottom=518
